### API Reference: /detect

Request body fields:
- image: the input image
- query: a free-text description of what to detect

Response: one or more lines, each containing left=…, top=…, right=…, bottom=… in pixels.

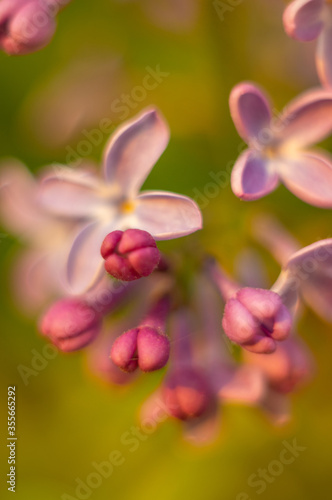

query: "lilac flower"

left=229, top=82, right=332, bottom=207
left=101, top=229, right=160, bottom=281
left=39, top=108, right=202, bottom=294
left=0, top=0, right=70, bottom=55
left=283, top=0, right=332, bottom=88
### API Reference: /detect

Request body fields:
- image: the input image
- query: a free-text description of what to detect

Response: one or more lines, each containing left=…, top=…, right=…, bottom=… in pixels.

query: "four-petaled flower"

left=283, top=0, right=332, bottom=88
left=39, top=108, right=202, bottom=295
left=229, top=82, right=332, bottom=206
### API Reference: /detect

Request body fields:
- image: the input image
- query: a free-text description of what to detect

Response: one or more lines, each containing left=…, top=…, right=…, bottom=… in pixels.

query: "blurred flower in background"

left=20, top=55, right=127, bottom=152
left=116, top=0, right=199, bottom=32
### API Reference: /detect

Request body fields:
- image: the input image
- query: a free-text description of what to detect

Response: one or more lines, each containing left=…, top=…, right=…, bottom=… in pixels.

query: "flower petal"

left=38, top=167, right=103, bottom=218
left=231, top=149, right=279, bottom=201
left=229, top=82, right=272, bottom=143
left=281, top=238, right=332, bottom=322
left=65, top=222, right=113, bottom=295
left=103, top=108, right=170, bottom=196
left=278, top=88, right=332, bottom=150
left=283, top=0, right=324, bottom=42
left=11, top=250, right=53, bottom=313
left=316, top=12, right=332, bottom=88
left=133, top=191, right=202, bottom=240
left=0, top=159, right=42, bottom=236
left=278, top=151, right=332, bottom=207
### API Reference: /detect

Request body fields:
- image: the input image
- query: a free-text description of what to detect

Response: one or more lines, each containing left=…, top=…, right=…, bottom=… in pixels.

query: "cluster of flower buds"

left=0, top=0, right=70, bottom=55
left=1, top=88, right=332, bottom=446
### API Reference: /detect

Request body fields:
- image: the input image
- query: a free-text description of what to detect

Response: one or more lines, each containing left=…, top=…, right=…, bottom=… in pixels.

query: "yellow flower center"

left=120, top=200, right=135, bottom=214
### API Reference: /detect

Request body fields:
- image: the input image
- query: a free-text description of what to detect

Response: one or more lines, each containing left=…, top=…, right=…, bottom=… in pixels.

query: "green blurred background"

left=1, top=1, right=332, bottom=499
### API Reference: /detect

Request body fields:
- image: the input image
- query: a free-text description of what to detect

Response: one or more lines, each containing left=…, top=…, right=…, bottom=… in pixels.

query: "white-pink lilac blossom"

left=39, top=108, right=203, bottom=295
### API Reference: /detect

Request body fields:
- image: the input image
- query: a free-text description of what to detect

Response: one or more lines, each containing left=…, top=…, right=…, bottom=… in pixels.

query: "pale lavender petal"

left=229, top=82, right=272, bottom=143
left=278, top=151, right=332, bottom=207
left=278, top=89, right=332, bottom=149
left=39, top=168, right=102, bottom=218
left=65, top=222, right=113, bottom=295
left=282, top=238, right=332, bottom=322
left=316, top=15, right=332, bottom=88
left=133, top=191, right=202, bottom=240
left=231, top=150, right=279, bottom=201
left=103, top=108, right=170, bottom=196
left=283, top=0, right=324, bottom=42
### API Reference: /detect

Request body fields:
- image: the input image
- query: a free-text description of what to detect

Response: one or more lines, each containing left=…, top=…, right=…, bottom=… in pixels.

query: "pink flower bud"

left=0, top=0, right=62, bottom=55
left=222, top=288, right=292, bottom=354
left=110, top=295, right=170, bottom=372
left=110, top=326, right=170, bottom=373
left=101, top=229, right=160, bottom=281
left=162, top=368, right=213, bottom=421
left=109, top=328, right=139, bottom=373
left=40, top=298, right=101, bottom=352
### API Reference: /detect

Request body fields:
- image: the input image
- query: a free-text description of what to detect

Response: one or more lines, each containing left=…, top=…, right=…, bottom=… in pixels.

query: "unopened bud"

left=40, top=298, right=101, bottom=352
left=101, top=229, right=160, bottom=281
left=222, top=288, right=292, bottom=354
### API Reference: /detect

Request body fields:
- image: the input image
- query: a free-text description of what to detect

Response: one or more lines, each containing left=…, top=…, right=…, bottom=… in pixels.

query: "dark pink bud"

left=40, top=298, right=101, bottom=352
left=109, top=328, right=139, bottom=373
left=110, top=326, right=170, bottom=373
left=222, top=288, right=292, bottom=354
left=101, top=229, right=160, bottom=281
left=110, top=295, right=171, bottom=372
left=0, top=0, right=59, bottom=55
left=136, top=326, right=170, bottom=372
left=162, top=368, right=212, bottom=421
